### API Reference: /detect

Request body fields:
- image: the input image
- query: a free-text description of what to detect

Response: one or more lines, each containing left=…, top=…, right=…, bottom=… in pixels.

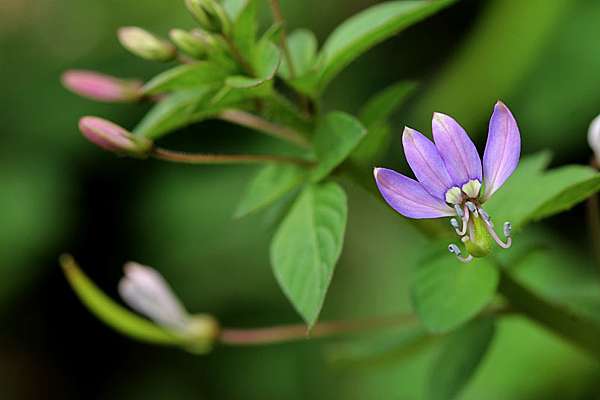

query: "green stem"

left=498, top=268, right=600, bottom=358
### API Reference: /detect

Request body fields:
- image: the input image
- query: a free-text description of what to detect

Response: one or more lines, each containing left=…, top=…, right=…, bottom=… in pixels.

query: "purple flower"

left=374, top=101, right=520, bottom=262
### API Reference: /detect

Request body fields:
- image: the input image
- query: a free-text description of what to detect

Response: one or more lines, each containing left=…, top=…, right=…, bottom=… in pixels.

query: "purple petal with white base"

left=482, top=101, right=521, bottom=200
left=374, top=168, right=454, bottom=219
left=402, top=127, right=454, bottom=200
left=432, top=112, right=482, bottom=185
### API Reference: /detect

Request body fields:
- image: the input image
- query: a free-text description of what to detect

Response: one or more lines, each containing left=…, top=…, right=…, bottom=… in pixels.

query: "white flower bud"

left=118, top=262, right=190, bottom=332
left=588, top=114, right=600, bottom=164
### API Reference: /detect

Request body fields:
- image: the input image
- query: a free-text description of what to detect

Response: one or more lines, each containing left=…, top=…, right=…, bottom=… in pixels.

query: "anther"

left=450, top=218, right=460, bottom=230
left=448, top=243, right=473, bottom=263
left=454, top=204, right=464, bottom=218
left=483, top=220, right=512, bottom=249
left=466, top=201, right=478, bottom=217
left=503, top=222, right=512, bottom=238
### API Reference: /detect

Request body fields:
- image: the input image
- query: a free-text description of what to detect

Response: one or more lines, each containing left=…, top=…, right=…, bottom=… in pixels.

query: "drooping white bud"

left=118, top=262, right=190, bottom=332
left=588, top=114, right=600, bottom=165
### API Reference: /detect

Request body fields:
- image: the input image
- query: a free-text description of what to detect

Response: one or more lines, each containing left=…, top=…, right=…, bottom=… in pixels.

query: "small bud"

left=118, top=27, right=176, bottom=62
left=78, top=116, right=152, bottom=157
left=119, top=262, right=190, bottom=331
left=185, top=0, right=231, bottom=34
left=169, top=29, right=206, bottom=58
left=61, top=70, right=143, bottom=102
left=588, top=114, right=600, bottom=165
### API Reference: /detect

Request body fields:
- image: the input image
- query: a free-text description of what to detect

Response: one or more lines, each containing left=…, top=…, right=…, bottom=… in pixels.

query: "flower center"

left=445, top=180, right=512, bottom=263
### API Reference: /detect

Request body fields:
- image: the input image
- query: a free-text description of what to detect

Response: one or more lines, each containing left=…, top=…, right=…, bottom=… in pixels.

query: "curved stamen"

left=457, top=204, right=469, bottom=235
left=448, top=243, right=474, bottom=263
left=454, top=204, right=464, bottom=218
left=478, top=208, right=492, bottom=226
left=482, top=217, right=512, bottom=249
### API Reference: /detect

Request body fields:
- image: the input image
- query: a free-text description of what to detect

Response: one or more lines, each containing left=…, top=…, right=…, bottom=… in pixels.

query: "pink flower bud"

left=62, top=70, right=143, bottom=102
left=79, top=116, right=152, bottom=157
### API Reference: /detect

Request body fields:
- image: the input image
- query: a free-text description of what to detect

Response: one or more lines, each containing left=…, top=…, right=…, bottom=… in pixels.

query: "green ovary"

left=464, top=217, right=493, bottom=258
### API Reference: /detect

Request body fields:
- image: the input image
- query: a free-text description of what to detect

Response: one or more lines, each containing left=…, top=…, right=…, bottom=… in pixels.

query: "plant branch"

left=498, top=268, right=600, bottom=358
left=219, top=313, right=417, bottom=346
left=218, top=108, right=311, bottom=149
left=151, top=147, right=312, bottom=166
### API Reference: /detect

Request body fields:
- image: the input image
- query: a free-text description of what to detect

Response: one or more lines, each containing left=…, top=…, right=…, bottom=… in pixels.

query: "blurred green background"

left=2, top=0, right=600, bottom=398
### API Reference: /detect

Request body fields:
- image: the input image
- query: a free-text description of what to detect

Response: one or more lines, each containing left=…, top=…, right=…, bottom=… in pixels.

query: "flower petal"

left=432, top=112, right=482, bottom=186
left=402, top=127, right=454, bottom=200
left=482, top=101, right=521, bottom=200
left=374, top=168, right=454, bottom=219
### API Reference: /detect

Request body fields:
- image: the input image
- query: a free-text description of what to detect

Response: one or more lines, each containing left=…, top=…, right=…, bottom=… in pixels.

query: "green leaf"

left=143, top=63, right=228, bottom=94
left=134, top=89, right=213, bottom=139
left=234, top=164, right=305, bottom=218
left=223, top=0, right=248, bottom=21
left=60, top=255, right=179, bottom=345
left=411, top=252, right=499, bottom=333
left=326, top=326, right=431, bottom=367
left=316, top=0, right=455, bottom=92
left=485, top=152, right=600, bottom=229
left=270, top=182, right=348, bottom=327
left=358, top=81, right=417, bottom=127
left=230, top=0, right=257, bottom=61
left=311, top=112, right=367, bottom=181
left=428, top=318, right=496, bottom=400
left=279, top=29, right=318, bottom=79
left=351, top=122, right=391, bottom=166
left=253, top=39, right=281, bottom=80
left=352, top=81, right=417, bottom=164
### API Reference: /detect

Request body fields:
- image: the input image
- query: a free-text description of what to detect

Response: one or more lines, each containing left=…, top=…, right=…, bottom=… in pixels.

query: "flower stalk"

left=219, top=313, right=417, bottom=346
left=151, top=147, right=313, bottom=167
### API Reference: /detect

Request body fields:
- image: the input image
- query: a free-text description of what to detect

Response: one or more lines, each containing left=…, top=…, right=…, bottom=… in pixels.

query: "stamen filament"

left=482, top=218, right=512, bottom=249
left=448, top=243, right=474, bottom=263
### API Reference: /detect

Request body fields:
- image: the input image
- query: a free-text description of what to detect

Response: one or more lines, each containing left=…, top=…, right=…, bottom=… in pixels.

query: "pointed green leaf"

left=60, top=255, right=179, bottom=345
left=279, top=29, right=318, bottom=79
left=143, top=63, right=228, bottom=94
left=428, top=318, right=496, bottom=400
left=358, top=81, right=417, bottom=127
left=134, top=89, right=213, bottom=139
left=235, top=164, right=305, bottom=218
left=485, top=152, right=600, bottom=229
left=230, top=0, right=257, bottom=61
left=316, top=0, right=455, bottom=92
left=411, top=252, right=499, bottom=333
left=353, top=81, right=417, bottom=164
left=270, top=182, right=348, bottom=327
left=311, top=112, right=366, bottom=181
